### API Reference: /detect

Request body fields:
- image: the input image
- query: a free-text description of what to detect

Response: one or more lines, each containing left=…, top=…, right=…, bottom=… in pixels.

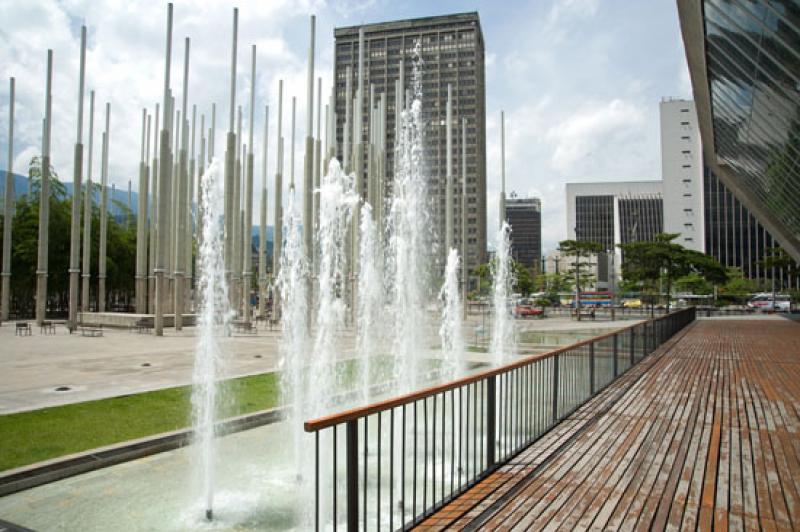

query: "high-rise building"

left=334, top=13, right=488, bottom=279
left=505, top=193, right=541, bottom=271
left=677, top=0, right=800, bottom=262
left=704, top=168, right=798, bottom=289
left=566, top=181, right=664, bottom=253
left=660, top=99, right=705, bottom=252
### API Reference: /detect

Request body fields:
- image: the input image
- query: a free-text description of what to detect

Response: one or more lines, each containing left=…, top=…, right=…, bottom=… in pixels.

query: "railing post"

left=612, top=333, right=618, bottom=377
left=552, top=354, right=560, bottom=424
left=346, top=420, right=358, bottom=532
left=630, top=328, right=635, bottom=366
left=486, top=376, right=496, bottom=468
left=589, top=342, right=595, bottom=395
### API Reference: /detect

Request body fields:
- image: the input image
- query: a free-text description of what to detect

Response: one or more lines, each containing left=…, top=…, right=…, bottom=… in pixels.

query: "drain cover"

left=254, top=355, right=262, bottom=359
left=141, top=362, right=152, bottom=367
left=54, top=386, right=71, bottom=392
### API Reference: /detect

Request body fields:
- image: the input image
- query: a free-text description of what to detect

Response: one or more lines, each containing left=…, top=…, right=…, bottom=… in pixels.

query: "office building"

left=505, top=193, right=541, bottom=271
left=334, top=12, right=488, bottom=278
left=660, top=98, right=705, bottom=251
left=566, top=181, right=664, bottom=253
left=677, top=0, right=800, bottom=262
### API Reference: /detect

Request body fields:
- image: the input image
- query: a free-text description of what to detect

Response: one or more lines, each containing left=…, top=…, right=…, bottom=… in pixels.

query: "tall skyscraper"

left=660, top=98, right=704, bottom=252
left=334, top=12, right=488, bottom=279
left=505, top=193, right=541, bottom=271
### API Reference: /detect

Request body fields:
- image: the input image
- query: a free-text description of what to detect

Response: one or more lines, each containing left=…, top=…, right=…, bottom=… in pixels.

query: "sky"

left=0, top=0, right=693, bottom=254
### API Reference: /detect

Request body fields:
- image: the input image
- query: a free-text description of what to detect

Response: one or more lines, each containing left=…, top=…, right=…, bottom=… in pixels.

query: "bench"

left=40, top=320, right=56, bottom=335
left=572, top=309, right=596, bottom=320
left=15, top=322, right=32, bottom=336
left=232, top=320, right=255, bottom=334
left=131, top=318, right=153, bottom=334
left=80, top=326, right=103, bottom=337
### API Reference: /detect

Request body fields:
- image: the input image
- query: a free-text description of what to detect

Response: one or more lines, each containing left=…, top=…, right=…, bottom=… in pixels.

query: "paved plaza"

left=0, top=314, right=638, bottom=415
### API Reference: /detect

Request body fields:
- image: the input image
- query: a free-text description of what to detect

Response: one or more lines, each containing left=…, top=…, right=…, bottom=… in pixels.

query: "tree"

left=674, top=272, right=713, bottom=296
left=512, top=261, right=534, bottom=296
left=558, top=239, right=603, bottom=320
left=619, top=233, right=727, bottom=313
left=759, top=247, right=799, bottom=310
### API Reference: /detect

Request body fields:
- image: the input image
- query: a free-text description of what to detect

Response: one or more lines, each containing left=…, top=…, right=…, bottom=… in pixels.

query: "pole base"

left=205, top=508, right=213, bottom=521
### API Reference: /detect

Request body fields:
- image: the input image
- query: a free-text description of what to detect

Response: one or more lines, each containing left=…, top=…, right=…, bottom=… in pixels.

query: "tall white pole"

left=155, top=3, right=173, bottom=335
left=135, top=108, right=149, bottom=313
left=259, top=105, right=269, bottom=318
left=462, top=118, right=468, bottom=317
left=81, top=91, right=95, bottom=313
left=68, top=25, right=87, bottom=327
left=303, top=15, right=315, bottom=260
left=98, top=104, right=110, bottom=313
left=290, top=97, right=296, bottom=190
left=500, top=110, right=506, bottom=228
left=1, top=77, right=15, bottom=321
left=174, top=37, right=189, bottom=330
left=446, top=83, right=453, bottom=253
left=243, top=44, right=256, bottom=323
left=313, top=77, right=322, bottom=254
left=223, top=8, right=238, bottom=311
left=148, top=103, right=159, bottom=314
left=272, top=80, right=283, bottom=291
left=35, top=50, right=53, bottom=325
left=344, top=67, right=351, bottom=172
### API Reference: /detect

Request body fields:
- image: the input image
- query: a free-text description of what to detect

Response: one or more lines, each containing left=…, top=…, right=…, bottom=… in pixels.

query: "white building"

left=660, top=98, right=705, bottom=252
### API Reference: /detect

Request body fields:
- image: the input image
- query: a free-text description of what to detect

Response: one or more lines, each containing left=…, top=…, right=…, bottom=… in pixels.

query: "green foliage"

left=558, top=239, right=603, bottom=296
left=513, top=262, right=534, bottom=295
left=674, top=272, right=713, bottom=295
left=0, top=157, right=137, bottom=314
left=618, top=233, right=727, bottom=310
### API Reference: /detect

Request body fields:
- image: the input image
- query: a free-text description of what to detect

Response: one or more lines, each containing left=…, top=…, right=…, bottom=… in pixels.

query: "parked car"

left=746, top=294, right=791, bottom=312
left=514, top=298, right=544, bottom=318
left=622, top=298, right=642, bottom=309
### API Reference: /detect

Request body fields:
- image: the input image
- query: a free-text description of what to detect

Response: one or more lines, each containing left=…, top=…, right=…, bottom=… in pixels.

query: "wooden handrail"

left=303, top=307, right=691, bottom=432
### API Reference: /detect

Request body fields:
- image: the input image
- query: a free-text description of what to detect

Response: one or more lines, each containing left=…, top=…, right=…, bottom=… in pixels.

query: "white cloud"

left=546, top=99, right=645, bottom=174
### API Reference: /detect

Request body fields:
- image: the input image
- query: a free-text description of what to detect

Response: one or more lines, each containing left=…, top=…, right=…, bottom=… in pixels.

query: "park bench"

left=39, top=320, right=56, bottom=335
left=131, top=318, right=153, bottom=334
left=15, top=322, right=32, bottom=336
left=572, top=308, right=596, bottom=320
left=232, top=320, right=255, bottom=334
left=79, top=325, right=103, bottom=337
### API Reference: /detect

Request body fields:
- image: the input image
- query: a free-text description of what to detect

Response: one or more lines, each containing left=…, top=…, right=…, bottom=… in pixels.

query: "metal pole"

left=499, top=110, right=506, bottom=228
left=346, top=420, right=359, bottom=532
left=462, top=118, right=468, bottom=319
left=148, top=103, right=159, bottom=314
left=303, top=15, right=315, bottom=261
left=155, top=3, right=173, bottom=336
left=68, top=26, right=87, bottom=328
left=272, top=80, right=283, bottom=290
left=445, top=84, right=453, bottom=253
left=35, top=50, right=53, bottom=325
left=243, top=44, right=256, bottom=324
left=1, top=77, right=15, bottom=321
left=344, top=66, right=351, bottom=172
left=135, top=108, right=149, bottom=313
left=259, top=105, right=269, bottom=318
left=98, top=104, right=110, bottom=313
left=223, top=7, right=238, bottom=319
left=174, top=37, right=190, bottom=330
left=313, top=77, right=322, bottom=262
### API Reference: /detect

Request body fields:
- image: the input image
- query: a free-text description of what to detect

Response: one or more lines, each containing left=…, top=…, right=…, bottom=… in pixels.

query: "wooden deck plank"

left=414, top=318, right=800, bottom=532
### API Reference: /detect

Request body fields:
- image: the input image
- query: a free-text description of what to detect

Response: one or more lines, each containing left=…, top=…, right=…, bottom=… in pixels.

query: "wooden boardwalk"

left=418, top=318, right=800, bottom=530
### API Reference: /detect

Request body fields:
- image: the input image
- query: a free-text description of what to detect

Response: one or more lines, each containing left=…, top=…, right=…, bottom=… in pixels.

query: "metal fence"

left=303, top=307, right=696, bottom=531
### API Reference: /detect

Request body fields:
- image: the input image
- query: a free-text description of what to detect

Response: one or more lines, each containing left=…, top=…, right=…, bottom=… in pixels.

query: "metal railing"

left=304, top=307, right=696, bottom=531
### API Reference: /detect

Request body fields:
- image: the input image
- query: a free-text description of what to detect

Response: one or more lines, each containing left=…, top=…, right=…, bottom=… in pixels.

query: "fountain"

left=277, top=187, right=309, bottom=483
left=490, top=221, right=515, bottom=365
left=386, top=43, right=434, bottom=394
left=192, top=158, right=229, bottom=521
left=440, top=248, right=465, bottom=378
left=356, top=202, right=383, bottom=401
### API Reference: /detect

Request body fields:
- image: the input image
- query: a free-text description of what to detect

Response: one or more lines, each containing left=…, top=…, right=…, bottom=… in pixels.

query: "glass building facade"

left=680, top=0, right=800, bottom=261
left=506, top=195, right=542, bottom=271
left=575, top=195, right=615, bottom=252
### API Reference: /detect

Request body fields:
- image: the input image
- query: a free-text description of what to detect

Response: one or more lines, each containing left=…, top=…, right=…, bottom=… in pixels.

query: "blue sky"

left=0, top=0, right=691, bottom=253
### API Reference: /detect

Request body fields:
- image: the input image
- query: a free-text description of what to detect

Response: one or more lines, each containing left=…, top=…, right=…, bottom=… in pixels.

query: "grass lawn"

left=0, top=372, right=280, bottom=473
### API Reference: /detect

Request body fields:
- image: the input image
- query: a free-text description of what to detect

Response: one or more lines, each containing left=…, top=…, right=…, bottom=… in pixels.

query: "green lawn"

left=0, top=372, right=280, bottom=473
